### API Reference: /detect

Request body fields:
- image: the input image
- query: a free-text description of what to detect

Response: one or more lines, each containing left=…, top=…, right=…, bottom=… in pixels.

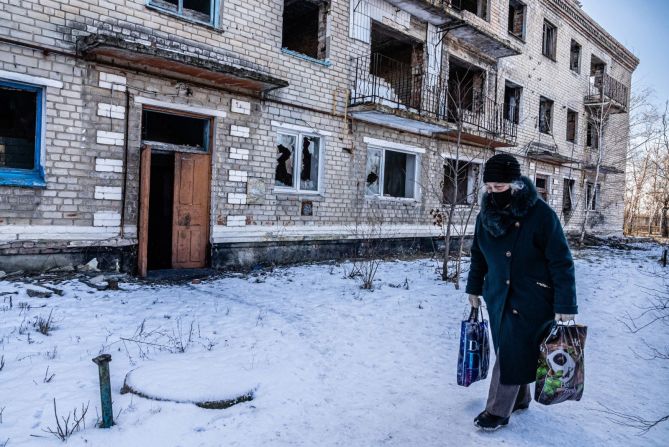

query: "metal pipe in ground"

left=92, top=354, right=114, bottom=428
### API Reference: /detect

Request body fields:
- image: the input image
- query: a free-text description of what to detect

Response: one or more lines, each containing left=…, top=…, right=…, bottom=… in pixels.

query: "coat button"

left=505, top=279, right=510, bottom=285
left=515, top=221, right=520, bottom=227
left=512, top=309, right=519, bottom=315
left=506, top=251, right=512, bottom=257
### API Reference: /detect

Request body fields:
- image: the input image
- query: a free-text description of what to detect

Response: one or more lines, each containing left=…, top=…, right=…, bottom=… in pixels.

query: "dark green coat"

left=465, top=176, right=577, bottom=385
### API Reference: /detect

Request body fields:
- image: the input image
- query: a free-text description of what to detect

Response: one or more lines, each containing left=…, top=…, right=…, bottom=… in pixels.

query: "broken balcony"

left=585, top=73, right=629, bottom=114
left=381, top=0, right=521, bottom=59
left=526, top=142, right=578, bottom=165
left=77, top=33, right=288, bottom=95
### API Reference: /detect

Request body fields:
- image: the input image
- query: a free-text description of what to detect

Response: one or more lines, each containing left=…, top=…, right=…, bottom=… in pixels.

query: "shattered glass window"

left=300, top=136, right=320, bottom=191
left=275, top=133, right=296, bottom=188
left=383, top=150, right=416, bottom=199
left=365, top=148, right=382, bottom=195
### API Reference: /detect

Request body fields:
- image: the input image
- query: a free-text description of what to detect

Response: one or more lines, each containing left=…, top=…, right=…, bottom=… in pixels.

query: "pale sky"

left=580, top=0, right=669, bottom=109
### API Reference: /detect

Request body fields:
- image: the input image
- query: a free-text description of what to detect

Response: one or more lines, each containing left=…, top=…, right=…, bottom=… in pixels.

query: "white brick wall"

left=227, top=193, right=247, bottom=204
left=96, top=131, right=124, bottom=146
left=228, top=170, right=248, bottom=182
left=97, top=103, right=125, bottom=120
left=226, top=215, right=247, bottom=227
left=99, top=72, right=127, bottom=92
left=230, top=125, right=250, bottom=138
left=231, top=99, right=251, bottom=115
left=229, top=147, right=249, bottom=161
left=94, top=186, right=122, bottom=201
left=95, top=158, right=123, bottom=173
left=93, top=211, right=121, bottom=227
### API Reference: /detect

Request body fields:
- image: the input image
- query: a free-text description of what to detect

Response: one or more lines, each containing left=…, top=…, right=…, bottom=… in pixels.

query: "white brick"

left=226, top=215, right=247, bottom=227
left=229, top=170, right=248, bottom=182
left=227, top=193, right=247, bottom=205
left=96, top=130, right=125, bottom=146
left=97, top=103, right=125, bottom=120
left=95, top=158, right=124, bottom=173
left=99, top=72, right=127, bottom=92
left=94, top=186, right=122, bottom=201
left=229, top=147, right=250, bottom=160
left=93, top=211, right=121, bottom=227
left=231, top=125, right=250, bottom=138
left=231, top=99, right=251, bottom=115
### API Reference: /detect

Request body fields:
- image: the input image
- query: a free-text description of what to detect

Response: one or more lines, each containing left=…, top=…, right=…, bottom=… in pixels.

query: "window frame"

left=585, top=181, right=600, bottom=210
left=442, top=158, right=482, bottom=206
left=274, top=130, right=324, bottom=195
left=0, top=79, right=46, bottom=188
left=539, top=96, right=554, bottom=135
left=534, top=173, right=550, bottom=202
left=146, top=0, right=221, bottom=28
left=563, top=178, right=575, bottom=213
left=141, top=107, right=213, bottom=153
left=507, top=0, right=526, bottom=41
left=566, top=108, right=578, bottom=143
left=570, top=39, right=582, bottom=73
left=365, top=146, right=420, bottom=201
left=542, top=19, right=558, bottom=61
left=504, top=80, right=522, bottom=125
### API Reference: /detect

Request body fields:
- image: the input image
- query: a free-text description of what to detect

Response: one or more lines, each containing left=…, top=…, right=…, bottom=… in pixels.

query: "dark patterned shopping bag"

left=457, top=306, right=490, bottom=387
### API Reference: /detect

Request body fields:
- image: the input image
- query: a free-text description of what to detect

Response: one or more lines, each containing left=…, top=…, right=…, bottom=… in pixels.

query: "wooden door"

left=172, top=152, right=210, bottom=269
left=137, top=145, right=152, bottom=277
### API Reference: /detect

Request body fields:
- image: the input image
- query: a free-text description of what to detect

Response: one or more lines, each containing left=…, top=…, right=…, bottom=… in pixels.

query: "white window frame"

left=534, top=172, right=551, bottom=202
left=366, top=144, right=421, bottom=201
left=274, top=131, right=324, bottom=195
left=442, top=157, right=482, bottom=206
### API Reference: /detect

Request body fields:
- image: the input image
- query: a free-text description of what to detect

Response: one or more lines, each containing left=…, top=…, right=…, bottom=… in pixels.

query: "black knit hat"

left=483, top=153, right=521, bottom=183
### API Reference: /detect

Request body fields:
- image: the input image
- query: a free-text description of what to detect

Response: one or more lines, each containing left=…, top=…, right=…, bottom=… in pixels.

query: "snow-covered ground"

left=1, top=245, right=668, bottom=446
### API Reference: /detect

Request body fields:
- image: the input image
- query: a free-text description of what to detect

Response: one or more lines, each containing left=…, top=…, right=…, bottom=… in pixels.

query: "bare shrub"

left=34, top=310, right=55, bottom=336
left=43, top=398, right=89, bottom=442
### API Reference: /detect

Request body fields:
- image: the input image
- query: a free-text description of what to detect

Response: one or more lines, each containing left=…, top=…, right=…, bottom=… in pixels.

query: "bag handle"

left=468, top=306, right=479, bottom=322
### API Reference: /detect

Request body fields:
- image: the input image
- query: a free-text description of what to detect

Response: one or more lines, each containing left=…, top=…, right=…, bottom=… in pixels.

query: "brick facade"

left=0, top=0, right=638, bottom=272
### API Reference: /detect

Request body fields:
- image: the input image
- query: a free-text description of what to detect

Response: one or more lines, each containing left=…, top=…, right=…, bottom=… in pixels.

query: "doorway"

left=147, top=152, right=174, bottom=270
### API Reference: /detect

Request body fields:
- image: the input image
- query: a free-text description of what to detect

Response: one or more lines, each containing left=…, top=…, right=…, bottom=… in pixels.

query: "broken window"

left=448, top=57, right=486, bottom=120
left=563, top=178, right=575, bottom=213
left=365, top=147, right=418, bottom=199
left=282, top=0, right=329, bottom=60
left=535, top=174, right=549, bottom=202
left=141, top=109, right=210, bottom=151
left=504, top=81, right=522, bottom=124
left=453, top=0, right=488, bottom=20
left=586, top=121, right=599, bottom=149
left=508, top=0, right=526, bottom=39
left=0, top=80, right=44, bottom=187
left=443, top=159, right=481, bottom=205
left=586, top=181, right=600, bottom=210
left=539, top=96, right=554, bottom=134
left=542, top=20, right=557, bottom=60
left=570, top=40, right=582, bottom=73
left=566, top=109, right=578, bottom=143
left=275, top=132, right=322, bottom=192
left=148, top=0, right=217, bottom=26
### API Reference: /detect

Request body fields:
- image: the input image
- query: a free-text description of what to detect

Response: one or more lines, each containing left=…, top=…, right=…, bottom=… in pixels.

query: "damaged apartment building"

left=0, top=0, right=638, bottom=273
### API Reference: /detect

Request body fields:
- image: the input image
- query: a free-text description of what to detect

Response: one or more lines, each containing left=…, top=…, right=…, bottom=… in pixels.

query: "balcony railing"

left=350, top=53, right=517, bottom=142
left=586, top=73, right=629, bottom=111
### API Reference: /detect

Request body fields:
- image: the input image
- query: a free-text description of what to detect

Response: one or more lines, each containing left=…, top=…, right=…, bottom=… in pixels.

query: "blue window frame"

left=147, top=0, right=220, bottom=27
left=0, top=79, right=45, bottom=188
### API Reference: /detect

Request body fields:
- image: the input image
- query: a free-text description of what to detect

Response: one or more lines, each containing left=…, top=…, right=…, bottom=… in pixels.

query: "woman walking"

left=465, top=154, right=578, bottom=430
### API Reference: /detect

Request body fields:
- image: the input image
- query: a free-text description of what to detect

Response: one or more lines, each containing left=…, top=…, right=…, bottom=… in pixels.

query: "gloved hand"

left=469, top=294, right=482, bottom=308
left=555, top=313, right=576, bottom=322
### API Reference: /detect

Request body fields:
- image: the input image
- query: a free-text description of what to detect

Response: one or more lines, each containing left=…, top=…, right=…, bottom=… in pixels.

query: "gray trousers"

left=485, top=356, right=532, bottom=418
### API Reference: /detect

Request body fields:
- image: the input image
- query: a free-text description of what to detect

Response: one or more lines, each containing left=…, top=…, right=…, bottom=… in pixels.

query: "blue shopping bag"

left=457, top=306, right=490, bottom=387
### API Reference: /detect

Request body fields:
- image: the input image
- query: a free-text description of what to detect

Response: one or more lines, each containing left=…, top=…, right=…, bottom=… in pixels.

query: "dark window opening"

left=539, top=96, right=554, bottom=134
left=141, top=109, right=210, bottom=150
left=443, top=159, right=479, bottom=205
left=448, top=57, right=486, bottom=120
left=535, top=175, right=548, bottom=201
left=453, top=0, right=488, bottom=20
left=590, top=54, right=606, bottom=76
left=149, top=0, right=213, bottom=24
left=0, top=85, right=37, bottom=171
left=586, top=181, right=600, bottom=210
left=570, top=40, right=582, bottom=73
left=147, top=152, right=175, bottom=270
left=586, top=121, right=599, bottom=149
left=542, top=19, right=557, bottom=60
left=504, top=81, right=522, bottom=124
left=508, top=0, right=526, bottom=39
left=282, top=0, right=328, bottom=60
left=563, top=178, right=575, bottom=213
left=566, top=109, right=578, bottom=143
left=370, top=21, right=424, bottom=109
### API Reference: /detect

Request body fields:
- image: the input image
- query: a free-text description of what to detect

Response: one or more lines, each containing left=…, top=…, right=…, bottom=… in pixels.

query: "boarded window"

left=141, top=109, right=210, bottom=150
left=443, top=159, right=481, bottom=205
left=365, top=147, right=418, bottom=199
left=282, top=0, right=328, bottom=60
left=149, top=0, right=215, bottom=25
left=566, top=109, right=578, bottom=143
left=539, top=96, right=554, bottom=134
left=563, top=178, right=575, bottom=212
left=570, top=40, right=582, bottom=73
left=508, top=0, right=526, bottom=39
left=504, top=81, right=522, bottom=124
left=542, top=20, right=557, bottom=60
left=275, top=132, right=322, bottom=192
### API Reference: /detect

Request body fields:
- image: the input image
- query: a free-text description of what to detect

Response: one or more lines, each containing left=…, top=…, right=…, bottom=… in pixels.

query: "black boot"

left=512, top=401, right=530, bottom=413
left=474, top=411, right=510, bottom=431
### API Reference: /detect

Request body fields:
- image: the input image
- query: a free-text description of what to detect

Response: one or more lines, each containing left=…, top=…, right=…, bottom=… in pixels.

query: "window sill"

left=146, top=5, right=222, bottom=33
left=273, top=188, right=323, bottom=197
left=0, top=170, right=46, bottom=189
left=542, top=54, right=557, bottom=63
left=281, top=48, right=332, bottom=68
left=366, top=194, right=420, bottom=204
left=508, top=32, right=525, bottom=44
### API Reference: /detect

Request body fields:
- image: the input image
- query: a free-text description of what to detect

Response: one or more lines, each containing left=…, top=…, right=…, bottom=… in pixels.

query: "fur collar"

left=480, top=176, right=539, bottom=238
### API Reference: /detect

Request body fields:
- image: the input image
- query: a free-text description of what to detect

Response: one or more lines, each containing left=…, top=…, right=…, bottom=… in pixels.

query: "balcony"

left=582, top=147, right=624, bottom=174
left=349, top=53, right=517, bottom=146
left=381, top=0, right=521, bottom=58
left=526, top=142, right=578, bottom=165
left=585, top=73, right=629, bottom=114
